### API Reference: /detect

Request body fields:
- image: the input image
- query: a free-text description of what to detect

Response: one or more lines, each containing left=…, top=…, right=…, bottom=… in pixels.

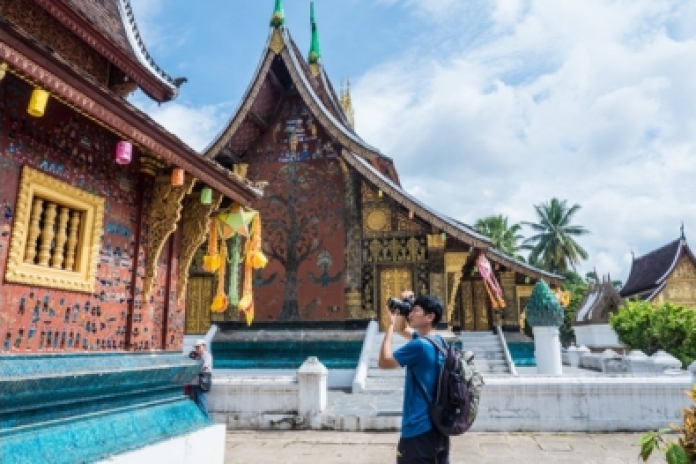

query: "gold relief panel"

left=516, top=285, right=534, bottom=298
left=672, top=256, right=696, bottom=280
left=5, top=166, right=104, bottom=293
left=426, top=234, right=446, bottom=249
left=379, top=267, right=413, bottom=331
left=361, top=182, right=380, bottom=202
left=396, top=211, right=425, bottom=232
left=363, top=208, right=391, bottom=234
left=664, top=281, right=696, bottom=305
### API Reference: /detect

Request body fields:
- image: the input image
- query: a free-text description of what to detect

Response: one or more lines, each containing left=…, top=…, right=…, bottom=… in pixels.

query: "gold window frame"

left=5, top=166, right=105, bottom=293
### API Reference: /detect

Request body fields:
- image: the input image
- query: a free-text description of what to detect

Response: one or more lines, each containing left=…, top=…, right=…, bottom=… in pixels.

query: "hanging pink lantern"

left=115, top=141, right=132, bottom=165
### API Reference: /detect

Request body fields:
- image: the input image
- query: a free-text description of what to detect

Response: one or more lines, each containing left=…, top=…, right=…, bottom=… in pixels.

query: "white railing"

left=496, top=326, right=518, bottom=376
left=352, top=320, right=378, bottom=393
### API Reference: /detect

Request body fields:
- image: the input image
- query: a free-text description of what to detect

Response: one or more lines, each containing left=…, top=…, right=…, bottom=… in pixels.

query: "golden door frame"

left=184, top=275, right=214, bottom=335
left=460, top=278, right=493, bottom=331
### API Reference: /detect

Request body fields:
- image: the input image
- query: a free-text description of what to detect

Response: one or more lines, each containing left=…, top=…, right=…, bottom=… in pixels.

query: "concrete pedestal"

left=533, top=326, right=562, bottom=375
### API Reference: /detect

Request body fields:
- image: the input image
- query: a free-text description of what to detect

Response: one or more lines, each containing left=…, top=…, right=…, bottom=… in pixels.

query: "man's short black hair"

left=413, top=294, right=443, bottom=326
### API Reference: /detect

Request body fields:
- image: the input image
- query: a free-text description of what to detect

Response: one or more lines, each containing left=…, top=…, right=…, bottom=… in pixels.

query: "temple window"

left=4, top=166, right=105, bottom=293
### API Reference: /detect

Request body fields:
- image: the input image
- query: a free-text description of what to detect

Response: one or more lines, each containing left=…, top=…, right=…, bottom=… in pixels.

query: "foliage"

left=609, top=300, right=696, bottom=368
left=474, top=215, right=526, bottom=261
left=522, top=198, right=590, bottom=274
left=526, top=280, right=564, bottom=328
left=640, top=386, right=696, bottom=463
left=559, top=270, right=588, bottom=346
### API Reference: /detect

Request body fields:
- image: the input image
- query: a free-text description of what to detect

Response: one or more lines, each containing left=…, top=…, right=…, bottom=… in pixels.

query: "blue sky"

left=130, top=0, right=696, bottom=282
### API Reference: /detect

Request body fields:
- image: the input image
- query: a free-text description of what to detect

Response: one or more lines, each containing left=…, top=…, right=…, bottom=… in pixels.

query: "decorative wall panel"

left=244, top=95, right=346, bottom=322
left=0, top=75, right=180, bottom=353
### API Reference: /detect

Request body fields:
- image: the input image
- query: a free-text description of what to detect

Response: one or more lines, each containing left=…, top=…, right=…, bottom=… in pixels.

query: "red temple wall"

left=0, top=75, right=183, bottom=353
left=246, top=95, right=346, bottom=322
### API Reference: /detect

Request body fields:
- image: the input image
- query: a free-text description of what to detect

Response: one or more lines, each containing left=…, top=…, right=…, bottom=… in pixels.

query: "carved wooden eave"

left=0, top=22, right=261, bottom=206
left=203, top=27, right=383, bottom=162
left=142, top=176, right=196, bottom=300
left=32, top=0, right=177, bottom=102
left=484, top=248, right=564, bottom=286
left=176, top=192, right=224, bottom=303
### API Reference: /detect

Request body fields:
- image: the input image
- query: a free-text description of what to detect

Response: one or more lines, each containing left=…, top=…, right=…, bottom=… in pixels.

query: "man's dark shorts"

left=396, top=428, right=450, bottom=464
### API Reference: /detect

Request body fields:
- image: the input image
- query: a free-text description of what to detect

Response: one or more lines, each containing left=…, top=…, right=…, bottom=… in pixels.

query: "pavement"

left=225, top=430, right=667, bottom=463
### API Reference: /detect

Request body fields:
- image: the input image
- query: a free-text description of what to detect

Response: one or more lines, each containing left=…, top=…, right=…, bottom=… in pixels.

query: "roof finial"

left=681, top=221, right=685, bottom=241
left=340, top=77, right=355, bottom=129
left=270, top=0, right=284, bottom=28
left=308, top=2, right=322, bottom=66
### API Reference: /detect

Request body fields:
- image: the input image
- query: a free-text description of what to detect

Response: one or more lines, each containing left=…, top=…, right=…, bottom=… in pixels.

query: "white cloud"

left=353, top=0, right=696, bottom=282
left=130, top=93, right=234, bottom=152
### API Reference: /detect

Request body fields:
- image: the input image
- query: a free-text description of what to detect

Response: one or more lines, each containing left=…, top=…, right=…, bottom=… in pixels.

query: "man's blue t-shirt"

left=393, top=332, right=445, bottom=438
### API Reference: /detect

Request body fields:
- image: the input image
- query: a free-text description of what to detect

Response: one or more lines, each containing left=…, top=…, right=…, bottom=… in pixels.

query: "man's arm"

left=378, top=309, right=401, bottom=369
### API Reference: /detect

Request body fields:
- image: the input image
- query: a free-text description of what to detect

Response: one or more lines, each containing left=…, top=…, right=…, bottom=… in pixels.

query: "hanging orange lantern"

left=171, top=168, right=184, bottom=186
left=28, top=88, right=50, bottom=117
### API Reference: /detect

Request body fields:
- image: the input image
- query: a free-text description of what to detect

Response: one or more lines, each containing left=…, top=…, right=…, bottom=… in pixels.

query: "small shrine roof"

left=620, top=237, right=694, bottom=299
left=574, top=278, right=623, bottom=326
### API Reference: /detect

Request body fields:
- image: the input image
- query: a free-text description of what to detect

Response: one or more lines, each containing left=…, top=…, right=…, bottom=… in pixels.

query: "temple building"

left=620, top=230, right=696, bottom=306
left=573, top=275, right=624, bottom=349
left=0, top=0, right=259, bottom=461
left=196, top=2, right=563, bottom=335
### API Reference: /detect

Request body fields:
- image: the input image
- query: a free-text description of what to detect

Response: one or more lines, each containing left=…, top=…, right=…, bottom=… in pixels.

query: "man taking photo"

left=378, top=291, right=449, bottom=463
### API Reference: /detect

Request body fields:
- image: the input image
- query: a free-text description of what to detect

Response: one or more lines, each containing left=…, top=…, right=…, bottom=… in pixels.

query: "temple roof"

left=204, top=25, right=384, bottom=163
left=202, top=8, right=562, bottom=284
left=1, top=16, right=261, bottom=205
left=574, top=278, right=623, bottom=326
left=39, top=0, right=181, bottom=102
left=620, top=236, right=695, bottom=300
left=343, top=152, right=564, bottom=284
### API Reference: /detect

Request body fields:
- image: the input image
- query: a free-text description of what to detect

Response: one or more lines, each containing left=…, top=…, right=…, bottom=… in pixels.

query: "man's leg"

left=397, top=429, right=446, bottom=463
left=194, top=385, right=209, bottom=418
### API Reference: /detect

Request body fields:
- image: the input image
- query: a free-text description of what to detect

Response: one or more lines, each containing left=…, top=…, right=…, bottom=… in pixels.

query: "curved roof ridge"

left=117, top=0, right=176, bottom=90
left=620, top=237, right=682, bottom=297
left=280, top=28, right=383, bottom=158
left=202, top=37, right=275, bottom=157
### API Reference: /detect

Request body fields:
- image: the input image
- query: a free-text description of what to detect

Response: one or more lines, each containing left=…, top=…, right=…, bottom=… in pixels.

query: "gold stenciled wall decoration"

left=657, top=255, right=696, bottom=306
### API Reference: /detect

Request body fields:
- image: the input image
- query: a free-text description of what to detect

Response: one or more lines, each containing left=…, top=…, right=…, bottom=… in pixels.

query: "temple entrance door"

left=185, top=276, right=214, bottom=335
left=461, top=280, right=492, bottom=331
left=379, top=266, right=413, bottom=331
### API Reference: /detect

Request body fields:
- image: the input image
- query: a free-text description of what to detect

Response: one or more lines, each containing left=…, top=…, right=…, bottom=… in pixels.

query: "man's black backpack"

left=410, top=336, right=485, bottom=436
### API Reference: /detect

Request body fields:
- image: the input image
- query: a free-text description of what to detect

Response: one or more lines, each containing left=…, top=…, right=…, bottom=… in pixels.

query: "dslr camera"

left=386, top=296, right=415, bottom=316
left=188, top=350, right=200, bottom=360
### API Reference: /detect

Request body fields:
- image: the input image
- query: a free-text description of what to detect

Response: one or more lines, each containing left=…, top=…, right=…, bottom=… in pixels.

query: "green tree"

left=474, top=215, right=526, bottom=261
left=559, top=270, right=588, bottom=346
left=609, top=300, right=696, bottom=368
left=522, top=198, right=590, bottom=274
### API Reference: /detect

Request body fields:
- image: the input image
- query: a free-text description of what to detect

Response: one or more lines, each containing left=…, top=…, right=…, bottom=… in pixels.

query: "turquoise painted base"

left=0, top=353, right=209, bottom=463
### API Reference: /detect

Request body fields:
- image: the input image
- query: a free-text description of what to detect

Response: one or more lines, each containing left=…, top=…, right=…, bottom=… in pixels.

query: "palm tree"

left=474, top=215, right=526, bottom=261
left=522, top=198, right=590, bottom=274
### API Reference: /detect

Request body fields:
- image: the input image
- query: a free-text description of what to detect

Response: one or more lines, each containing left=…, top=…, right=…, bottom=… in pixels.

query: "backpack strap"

left=408, top=335, right=446, bottom=404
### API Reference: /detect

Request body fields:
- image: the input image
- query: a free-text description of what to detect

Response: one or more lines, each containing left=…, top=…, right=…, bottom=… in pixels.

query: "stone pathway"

left=225, top=430, right=667, bottom=463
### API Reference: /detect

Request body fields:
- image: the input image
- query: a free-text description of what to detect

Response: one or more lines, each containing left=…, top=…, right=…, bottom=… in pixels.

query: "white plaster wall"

left=99, top=424, right=226, bottom=464
left=574, top=324, right=621, bottom=347
left=472, top=374, right=694, bottom=432
left=214, top=369, right=354, bottom=389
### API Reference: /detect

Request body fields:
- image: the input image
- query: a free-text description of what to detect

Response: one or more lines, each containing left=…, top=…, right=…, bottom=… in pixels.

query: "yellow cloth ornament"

left=237, top=214, right=266, bottom=325
left=210, top=240, right=228, bottom=313
left=202, top=219, right=220, bottom=272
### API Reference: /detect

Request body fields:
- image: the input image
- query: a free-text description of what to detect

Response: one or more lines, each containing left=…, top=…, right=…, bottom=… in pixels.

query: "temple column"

left=500, top=271, right=518, bottom=330
left=426, top=234, right=446, bottom=324
left=444, top=252, right=467, bottom=329
left=341, top=160, right=363, bottom=321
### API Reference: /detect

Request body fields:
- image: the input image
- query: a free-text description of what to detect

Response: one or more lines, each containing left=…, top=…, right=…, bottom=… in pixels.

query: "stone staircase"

left=362, top=331, right=510, bottom=394
left=459, top=331, right=510, bottom=375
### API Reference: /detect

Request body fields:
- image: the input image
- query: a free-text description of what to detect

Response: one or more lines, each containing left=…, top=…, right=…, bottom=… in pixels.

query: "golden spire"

left=340, top=78, right=355, bottom=129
